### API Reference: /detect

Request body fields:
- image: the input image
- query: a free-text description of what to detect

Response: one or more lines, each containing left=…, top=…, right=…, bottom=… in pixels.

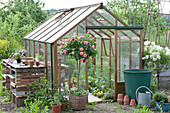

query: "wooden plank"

left=140, top=30, right=144, bottom=69
left=100, top=38, right=103, bottom=77
left=109, top=37, right=111, bottom=86
left=129, top=38, right=131, bottom=69
left=28, top=40, right=31, bottom=57
left=85, top=62, right=88, bottom=90
left=118, top=39, right=121, bottom=82
left=17, top=75, right=44, bottom=79
left=52, top=42, right=58, bottom=90
left=102, top=39, right=107, bottom=56
left=16, top=78, right=39, bottom=82
left=44, top=43, right=48, bottom=79
left=24, top=39, right=27, bottom=50
left=33, top=41, right=35, bottom=59
left=114, top=19, right=118, bottom=100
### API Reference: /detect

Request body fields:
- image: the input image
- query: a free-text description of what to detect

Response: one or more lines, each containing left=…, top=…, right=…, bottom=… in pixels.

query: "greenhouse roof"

left=23, top=3, right=102, bottom=43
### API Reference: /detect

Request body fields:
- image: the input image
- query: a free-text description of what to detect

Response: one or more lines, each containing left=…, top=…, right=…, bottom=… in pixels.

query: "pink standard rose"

left=63, top=50, right=67, bottom=54
left=80, top=52, right=83, bottom=56
left=60, top=45, right=64, bottom=48
left=84, top=41, right=88, bottom=45
left=94, top=42, right=97, bottom=45
left=86, top=60, right=88, bottom=62
left=72, top=52, right=74, bottom=55
left=80, top=58, right=83, bottom=61
left=60, top=51, right=63, bottom=55
left=72, top=36, right=75, bottom=39
left=92, top=45, right=95, bottom=48
left=83, top=54, right=87, bottom=58
left=80, top=47, right=84, bottom=51
left=72, top=48, right=75, bottom=51
left=89, top=35, right=93, bottom=38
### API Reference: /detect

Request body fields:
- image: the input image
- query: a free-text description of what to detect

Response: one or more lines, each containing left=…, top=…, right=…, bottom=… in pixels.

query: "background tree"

left=0, top=0, right=50, bottom=60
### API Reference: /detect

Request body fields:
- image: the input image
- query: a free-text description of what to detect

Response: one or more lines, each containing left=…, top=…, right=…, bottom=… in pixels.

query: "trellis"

left=22, top=3, right=144, bottom=100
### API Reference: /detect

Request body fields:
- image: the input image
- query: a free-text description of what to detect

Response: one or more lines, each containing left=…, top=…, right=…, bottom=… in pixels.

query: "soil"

left=0, top=87, right=170, bottom=113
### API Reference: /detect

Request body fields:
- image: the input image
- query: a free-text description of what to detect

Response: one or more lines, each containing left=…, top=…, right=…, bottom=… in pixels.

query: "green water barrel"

left=123, top=69, right=152, bottom=101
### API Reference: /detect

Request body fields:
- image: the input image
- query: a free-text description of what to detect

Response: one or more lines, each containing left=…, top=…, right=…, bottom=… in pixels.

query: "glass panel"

left=47, top=44, right=52, bottom=82
left=46, top=5, right=100, bottom=43
left=27, top=12, right=63, bottom=39
left=35, top=8, right=81, bottom=41
left=30, top=41, right=34, bottom=57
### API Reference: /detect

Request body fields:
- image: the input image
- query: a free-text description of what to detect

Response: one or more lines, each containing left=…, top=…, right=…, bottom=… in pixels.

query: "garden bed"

left=0, top=88, right=170, bottom=113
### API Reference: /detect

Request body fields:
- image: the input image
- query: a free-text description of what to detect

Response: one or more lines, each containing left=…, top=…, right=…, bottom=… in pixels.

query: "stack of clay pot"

left=117, top=94, right=124, bottom=104
left=117, top=94, right=136, bottom=106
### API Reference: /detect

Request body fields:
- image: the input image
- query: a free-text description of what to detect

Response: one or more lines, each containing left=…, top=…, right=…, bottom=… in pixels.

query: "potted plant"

left=8, top=49, right=27, bottom=63
left=35, top=54, right=43, bottom=66
left=60, top=34, right=97, bottom=110
left=69, top=89, right=88, bottom=110
left=50, top=97, right=62, bottom=113
left=28, top=60, right=34, bottom=67
left=153, top=92, right=170, bottom=111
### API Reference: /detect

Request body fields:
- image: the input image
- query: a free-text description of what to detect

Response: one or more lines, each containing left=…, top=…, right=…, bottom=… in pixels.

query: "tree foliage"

left=0, top=0, right=49, bottom=60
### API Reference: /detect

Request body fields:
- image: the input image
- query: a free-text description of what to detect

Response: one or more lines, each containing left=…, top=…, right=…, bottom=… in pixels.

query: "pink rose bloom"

left=65, top=40, right=68, bottom=42
left=86, top=60, right=88, bottom=62
left=72, top=36, right=75, bottom=39
left=79, top=36, right=84, bottom=39
left=80, top=58, right=83, bottom=61
left=78, top=37, right=80, bottom=39
left=60, top=45, right=63, bottom=48
left=60, top=41, right=62, bottom=45
left=80, top=52, right=84, bottom=56
left=60, top=51, right=63, bottom=55
left=72, top=48, right=75, bottom=51
left=92, top=45, right=95, bottom=48
left=84, top=41, right=88, bottom=45
left=75, top=35, right=77, bottom=37
left=94, top=49, right=96, bottom=51
left=66, top=42, right=68, bottom=44
left=83, top=54, right=87, bottom=58
left=80, top=47, right=84, bottom=51
left=72, top=52, right=74, bottom=55
left=63, top=50, right=67, bottom=54
left=94, top=42, right=97, bottom=45
left=89, top=35, right=93, bottom=38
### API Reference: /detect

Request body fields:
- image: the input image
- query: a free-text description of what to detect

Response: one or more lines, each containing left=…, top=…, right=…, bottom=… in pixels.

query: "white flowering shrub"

left=142, top=41, right=170, bottom=73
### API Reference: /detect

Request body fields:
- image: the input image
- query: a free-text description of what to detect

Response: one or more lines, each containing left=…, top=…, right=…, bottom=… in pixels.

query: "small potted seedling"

left=35, top=54, right=43, bottom=66
left=153, top=92, right=170, bottom=111
left=50, top=97, right=61, bottom=113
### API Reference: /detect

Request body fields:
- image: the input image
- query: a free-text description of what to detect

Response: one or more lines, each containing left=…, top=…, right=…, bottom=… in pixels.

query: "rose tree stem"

left=77, top=60, right=81, bottom=91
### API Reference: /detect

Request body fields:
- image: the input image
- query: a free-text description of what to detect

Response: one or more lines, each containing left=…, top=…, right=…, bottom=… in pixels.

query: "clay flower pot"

left=28, top=61, right=34, bottom=67
left=124, top=95, right=129, bottom=105
left=61, top=101, right=67, bottom=111
left=117, top=94, right=124, bottom=104
left=130, top=99, right=136, bottom=106
left=35, top=61, right=40, bottom=66
left=51, top=103, right=62, bottom=113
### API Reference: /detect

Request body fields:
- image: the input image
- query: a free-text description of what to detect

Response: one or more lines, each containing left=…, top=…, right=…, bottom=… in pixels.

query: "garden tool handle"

left=136, top=86, right=153, bottom=103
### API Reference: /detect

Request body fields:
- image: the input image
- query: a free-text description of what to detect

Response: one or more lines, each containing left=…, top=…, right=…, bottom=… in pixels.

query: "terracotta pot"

left=69, top=83, right=73, bottom=88
left=28, top=61, right=34, bottom=67
left=117, top=94, right=124, bottom=104
left=51, top=103, right=61, bottom=113
left=61, top=101, right=67, bottom=111
left=124, top=95, right=129, bottom=105
left=35, top=61, right=40, bottom=66
left=130, top=99, right=136, bottom=106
